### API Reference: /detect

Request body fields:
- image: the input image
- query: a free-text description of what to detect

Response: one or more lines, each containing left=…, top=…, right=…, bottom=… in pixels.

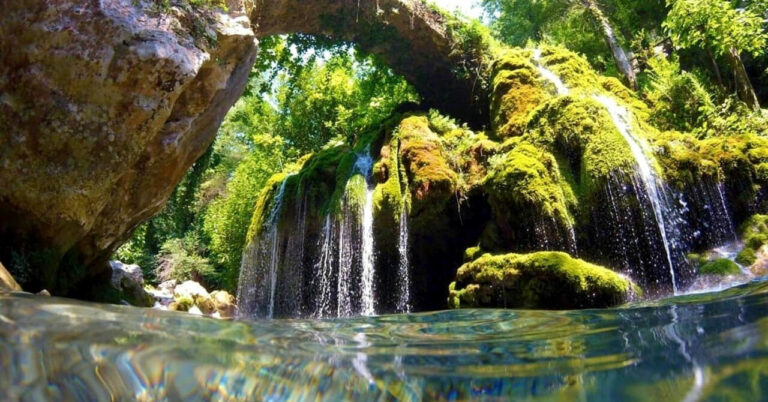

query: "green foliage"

left=156, top=237, right=216, bottom=285
left=202, top=135, right=287, bottom=291
left=643, top=55, right=716, bottom=132
left=664, top=0, right=767, bottom=58
left=448, top=251, right=641, bottom=309
left=735, top=215, right=768, bottom=266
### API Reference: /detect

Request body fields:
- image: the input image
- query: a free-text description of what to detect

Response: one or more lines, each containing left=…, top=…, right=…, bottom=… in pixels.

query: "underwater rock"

left=0, top=262, right=21, bottom=292
left=0, top=0, right=258, bottom=299
left=448, top=252, right=640, bottom=310
left=109, top=260, right=153, bottom=307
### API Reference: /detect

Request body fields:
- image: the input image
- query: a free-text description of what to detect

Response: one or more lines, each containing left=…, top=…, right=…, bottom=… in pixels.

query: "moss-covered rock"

left=397, top=116, right=458, bottom=218
left=735, top=215, right=768, bottom=266
left=490, top=49, right=549, bottom=138
left=448, top=252, right=640, bottom=310
left=524, top=96, right=638, bottom=197
left=482, top=143, right=576, bottom=251
left=698, top=259, right=741, bottom=276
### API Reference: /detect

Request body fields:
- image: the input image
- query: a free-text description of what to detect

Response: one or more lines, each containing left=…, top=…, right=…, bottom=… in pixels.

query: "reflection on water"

left=3, top=279, right=768, bottom=400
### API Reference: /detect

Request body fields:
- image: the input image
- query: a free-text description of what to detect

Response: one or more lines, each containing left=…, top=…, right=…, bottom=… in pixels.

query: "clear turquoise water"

left=2, top=279, right=768, bottom=401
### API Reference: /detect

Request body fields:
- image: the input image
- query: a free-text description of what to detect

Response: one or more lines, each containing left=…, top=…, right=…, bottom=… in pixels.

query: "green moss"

left=373, top=137, right=407, bottom=223
left=699, top=259, right=741, bottom=276
left=699, top=134, right=768, bottom=201
left=525, top=96, right=637, bottom=196
left=538, top=45, right=600, bottom=95
left=490, top=49, right=549, bottom=138
left=245, top=172, right=288, bottom=242
left=483, top=143, right=575, bottom=229
left=448, top=251, right=641, bottom=310
left=397, top=116, right=458, bottom=216
left=599, top=76, right=650, bottom=120
left=736, top=248, right=757, bottom=266
left=463, top=246, right=484, bottom=263
left=645, top=129, right=717, bottom=187
left=734, top=215, right=768, bottom=266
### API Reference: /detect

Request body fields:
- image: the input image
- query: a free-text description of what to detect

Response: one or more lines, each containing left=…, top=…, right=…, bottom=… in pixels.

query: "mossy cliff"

left=244, top=45, right=768, bottom=311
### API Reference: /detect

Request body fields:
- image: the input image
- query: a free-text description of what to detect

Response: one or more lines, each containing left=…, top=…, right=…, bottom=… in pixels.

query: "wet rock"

left=448, top=251, right=641, bottom=309
left=0, top=0, right=258, bottom=298
left=0, top=262, right=21, bottom=291
left=36, top=289, right=51, bottom=297
left=110, top=260, right=153, bottom=307
left=211, top=290, right=236, bottom=318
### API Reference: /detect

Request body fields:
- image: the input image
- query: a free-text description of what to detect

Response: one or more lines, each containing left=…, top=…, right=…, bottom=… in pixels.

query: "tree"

left=482, top=0, right=641, bottom=88
left=579, top=0, right=637, bottom=88
left=664, top=0, right=767, bottom=110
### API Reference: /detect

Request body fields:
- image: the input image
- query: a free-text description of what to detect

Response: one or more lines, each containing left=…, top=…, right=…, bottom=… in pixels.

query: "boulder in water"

left=211, top=290, right=236, bottom=319
left=110, top=261, right=153, bottom=307
left=448, top=252, right=641, bottom=310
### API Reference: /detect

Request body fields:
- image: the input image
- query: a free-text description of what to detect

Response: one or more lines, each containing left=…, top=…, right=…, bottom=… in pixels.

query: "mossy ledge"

left=735, top=215, right=768, bottom=266
left=448, top=252, right=641, bottom=310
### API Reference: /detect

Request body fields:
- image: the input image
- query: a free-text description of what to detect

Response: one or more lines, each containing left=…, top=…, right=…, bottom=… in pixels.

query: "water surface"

left=2, top=279, right=768, bottom=400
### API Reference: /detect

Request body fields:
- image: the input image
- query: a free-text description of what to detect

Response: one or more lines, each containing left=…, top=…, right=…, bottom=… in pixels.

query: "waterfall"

left=396, top=204, right=411, bottom=313
left=315, top=215, right=337, bottom=318
left=716, top=183, right=738, bottom=243
left=236, top=176, right=290, bottom=319
left=532, top=49, right=688, bottom=293
left=593, top=94, right=681, bottom=293
left=310, top=150, right=377, bottom=318
left=533, top=49, right=570, bottom=96
left=356, top=151, right=377, bottom=316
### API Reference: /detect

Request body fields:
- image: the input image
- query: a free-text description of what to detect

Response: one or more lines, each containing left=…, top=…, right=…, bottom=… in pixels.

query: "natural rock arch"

left=250, top=0, right=488, bottom=125
left=0, top=0, right=487, bottom=298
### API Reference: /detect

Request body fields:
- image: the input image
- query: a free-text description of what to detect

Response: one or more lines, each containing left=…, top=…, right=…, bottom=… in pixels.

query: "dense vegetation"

left=115, top=36, right=417, bottom=292
left=114, top=0, right=767, bottom=296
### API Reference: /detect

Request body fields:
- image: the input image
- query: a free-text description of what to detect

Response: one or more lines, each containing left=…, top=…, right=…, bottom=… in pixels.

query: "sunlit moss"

left=699, top=259, right=741, bottom=276
left=490, top=48, right=549, bottom=138
left=736, top=215, right=768, bottom=265
left=483, top=142, right=576, bottom=232
left=524, top=96, right=637, bottom=197
left=397, top=116, right=458, bottom=217
left=448, top=251, right=641, bottom=309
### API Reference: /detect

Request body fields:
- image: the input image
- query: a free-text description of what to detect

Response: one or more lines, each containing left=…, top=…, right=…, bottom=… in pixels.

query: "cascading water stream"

left=592, top=94, right=680, bottom=293
left=396, top=203, right=411, bottom=313
left=355, top=150, right=377, bottom=316
left=237, top=175, right=291, bottom=319
left=533, top=48, right=682, bottom=293
left=532, top=49, right=570, bottom=96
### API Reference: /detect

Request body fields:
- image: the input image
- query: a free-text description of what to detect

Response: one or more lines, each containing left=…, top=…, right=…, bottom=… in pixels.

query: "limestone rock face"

left=250, top=0, right=490, bottom=126
left=0, top=262, right=22, bottom=292
left=0, top=0, right=258, bottom=298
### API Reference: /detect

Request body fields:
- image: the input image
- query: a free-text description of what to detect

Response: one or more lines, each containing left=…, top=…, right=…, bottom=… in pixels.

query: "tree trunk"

left=727, top=47, right=760, bottom=111
left=580, top=0, right=637, bottom=89
left=706, top=47, right=724, bottom=88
